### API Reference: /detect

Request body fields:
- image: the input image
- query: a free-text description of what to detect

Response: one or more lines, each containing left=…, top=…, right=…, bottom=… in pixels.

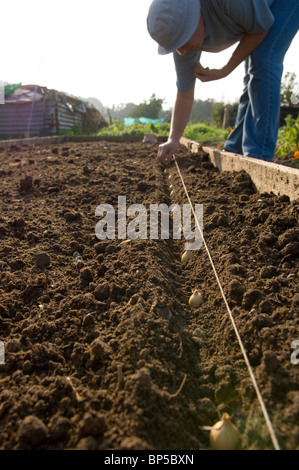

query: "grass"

left=182, top=123, right=229, bottom=143
left=98, top=120, right=169, bottom=137
left=98, top=120, right=227, bottom=144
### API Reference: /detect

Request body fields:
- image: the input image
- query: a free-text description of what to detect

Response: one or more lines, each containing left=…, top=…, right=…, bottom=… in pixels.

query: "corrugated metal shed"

left=0, top=84, right=88, bottom=138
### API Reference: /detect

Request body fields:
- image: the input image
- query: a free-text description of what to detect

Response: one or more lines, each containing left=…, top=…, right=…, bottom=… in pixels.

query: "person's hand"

left=157, top=139, right=179, bottom=165
left=195, top=63, right=228, bottom=82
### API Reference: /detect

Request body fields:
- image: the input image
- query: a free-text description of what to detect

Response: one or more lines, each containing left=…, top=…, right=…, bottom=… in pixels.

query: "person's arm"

left=195, top=31, right=269, bottom=82
left=158, top=88, right=194, bottom=165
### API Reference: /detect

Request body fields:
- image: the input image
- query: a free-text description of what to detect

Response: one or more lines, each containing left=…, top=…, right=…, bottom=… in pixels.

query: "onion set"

left=188, top=289, right=203, bottom=307
left=209, top=413, right=240, bottom=450
left=181, top=250, right=192, bottom=264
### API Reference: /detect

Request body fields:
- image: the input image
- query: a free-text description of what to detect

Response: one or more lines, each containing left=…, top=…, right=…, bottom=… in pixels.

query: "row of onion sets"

left=181, top=249, right=241, bottom=450
left=168, top=168, right=241, bottom=450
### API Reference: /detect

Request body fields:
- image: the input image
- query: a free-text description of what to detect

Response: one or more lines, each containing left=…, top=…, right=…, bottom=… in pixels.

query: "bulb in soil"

left=181, top=250, right=192, bottom=264
left=188, top=289, right=203, bottom=307
left=209, top=413, right=240, bottom=450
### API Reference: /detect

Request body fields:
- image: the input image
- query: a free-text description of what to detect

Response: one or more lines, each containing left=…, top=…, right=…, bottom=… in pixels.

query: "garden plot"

left=0, top=140, right=298, bottom=450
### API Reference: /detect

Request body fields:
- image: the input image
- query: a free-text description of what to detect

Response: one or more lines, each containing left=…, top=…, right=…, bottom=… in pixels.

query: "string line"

left=173, top=154, right=281, bottom=451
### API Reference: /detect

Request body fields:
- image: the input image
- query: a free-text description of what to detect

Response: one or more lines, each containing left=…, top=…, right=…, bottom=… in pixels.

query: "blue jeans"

left=224, top=0, right=299, bottom=162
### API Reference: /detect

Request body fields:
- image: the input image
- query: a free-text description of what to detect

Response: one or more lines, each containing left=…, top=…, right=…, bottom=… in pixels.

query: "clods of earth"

left=0, top=140, right=298, bottom=450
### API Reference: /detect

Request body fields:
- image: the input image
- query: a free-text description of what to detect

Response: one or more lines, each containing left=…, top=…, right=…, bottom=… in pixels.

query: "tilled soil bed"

left=0, top=140, right=298, bottom=451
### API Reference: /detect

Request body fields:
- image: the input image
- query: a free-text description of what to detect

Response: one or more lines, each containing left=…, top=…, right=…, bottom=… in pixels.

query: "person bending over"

left=147, top=0, right=299, bottom=164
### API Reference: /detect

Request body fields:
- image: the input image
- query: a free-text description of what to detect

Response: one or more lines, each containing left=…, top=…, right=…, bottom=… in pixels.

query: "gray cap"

left=147, top=0, right=201, bottom=55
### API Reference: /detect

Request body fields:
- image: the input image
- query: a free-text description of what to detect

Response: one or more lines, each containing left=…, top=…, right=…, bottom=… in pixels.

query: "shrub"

left=98, top=121, right=227, bottom=143
left=276, top=115, right=299, bottom=157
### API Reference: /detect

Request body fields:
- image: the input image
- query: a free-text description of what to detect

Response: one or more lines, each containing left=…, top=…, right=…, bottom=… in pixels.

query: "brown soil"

left=274, top=152, right=299, bottom=169
left=0, top=140, right=298, bottom=451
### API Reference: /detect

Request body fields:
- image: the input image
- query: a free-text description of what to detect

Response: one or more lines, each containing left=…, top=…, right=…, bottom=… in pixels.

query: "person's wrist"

left=168, top=136, right=180, bottom=146
left=222, top=63, right=233, bottom=77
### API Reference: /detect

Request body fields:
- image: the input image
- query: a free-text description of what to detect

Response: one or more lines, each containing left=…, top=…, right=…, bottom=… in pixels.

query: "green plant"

left=98, top=120, right=170, bottom=137
left=276, top=115, right=299, bottom=157
left=59, top=124, right=83, bottom=136
left=98, top=120, right=227, bottom=144
left=182, top=122, right=226, bottom=143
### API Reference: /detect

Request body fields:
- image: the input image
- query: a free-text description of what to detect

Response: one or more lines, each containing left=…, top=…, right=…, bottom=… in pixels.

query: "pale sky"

left=1, top=0, right=299, bottom=110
